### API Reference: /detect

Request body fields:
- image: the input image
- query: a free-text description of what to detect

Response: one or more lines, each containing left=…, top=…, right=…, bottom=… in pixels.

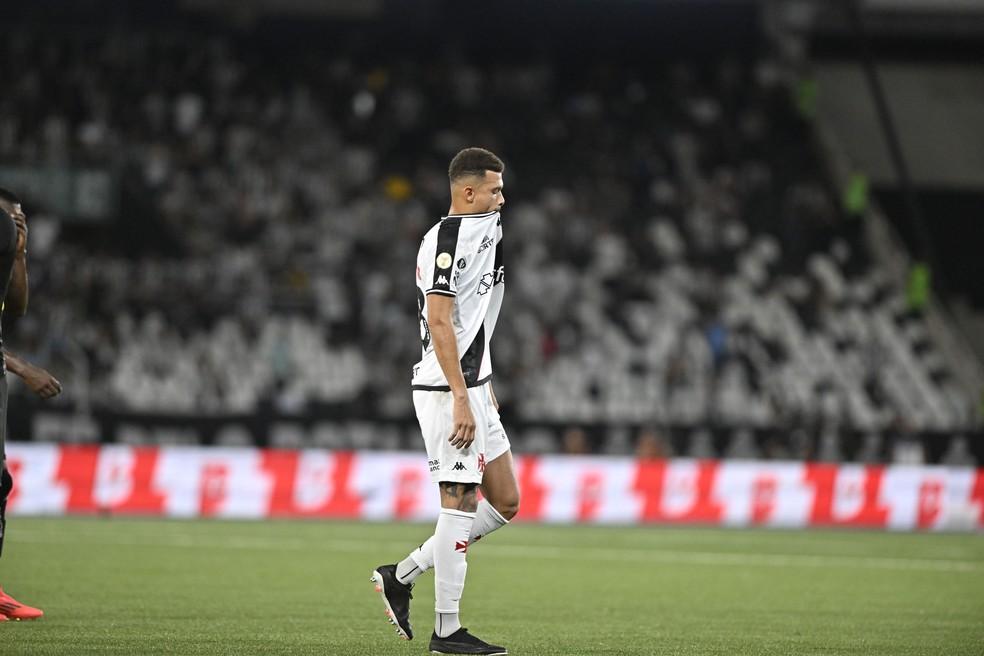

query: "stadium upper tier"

left=1, top=30, right=976, bottom=438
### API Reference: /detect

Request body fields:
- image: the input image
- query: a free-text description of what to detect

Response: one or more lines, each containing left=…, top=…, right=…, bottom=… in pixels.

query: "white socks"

left=466, top=498, right=510, bottom=544
left=397, top=499, right=509, bottom=586
left=433, top=508, right=474, bottom=638
left=392, top=501, right=511, bottom=638
left=437, top=611, right=462, bottom=639
left=395, top=555, right=423, bottom=585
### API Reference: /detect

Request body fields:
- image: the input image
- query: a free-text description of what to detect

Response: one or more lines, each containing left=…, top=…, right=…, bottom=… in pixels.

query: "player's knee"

left=495, top=493, right=520, bottom=521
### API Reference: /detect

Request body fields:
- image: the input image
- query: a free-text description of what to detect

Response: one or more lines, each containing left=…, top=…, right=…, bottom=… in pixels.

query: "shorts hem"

left=412, top=374, right=493, bottom=392
left=486, top=441, right=511, bottom=464
left=431, top=472, right=483, bottom=485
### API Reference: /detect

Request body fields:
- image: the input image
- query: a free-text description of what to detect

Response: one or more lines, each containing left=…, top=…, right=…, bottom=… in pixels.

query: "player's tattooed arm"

left=2, top=350, right=62, bottom=399
left=427, top=293, right=477, bottom=449
left=439, top=482, right=479, bottom=513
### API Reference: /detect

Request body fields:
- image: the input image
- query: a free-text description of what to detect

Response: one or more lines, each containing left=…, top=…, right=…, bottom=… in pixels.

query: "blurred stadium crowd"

left=1, top=27, right=978, bottom=460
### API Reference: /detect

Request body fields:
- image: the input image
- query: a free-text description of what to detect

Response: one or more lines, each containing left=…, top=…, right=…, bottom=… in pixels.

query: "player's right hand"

left=24, top=364, right=62, bottom=399
left=449, top=395, right=476, bottom=449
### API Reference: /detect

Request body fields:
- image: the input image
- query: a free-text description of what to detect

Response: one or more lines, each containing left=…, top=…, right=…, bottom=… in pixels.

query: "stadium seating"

left=1, top=29, right=977, bottom=458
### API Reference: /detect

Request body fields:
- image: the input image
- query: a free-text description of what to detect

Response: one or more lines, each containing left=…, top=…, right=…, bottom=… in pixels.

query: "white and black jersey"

left=412, top=210, right=504, bottom=391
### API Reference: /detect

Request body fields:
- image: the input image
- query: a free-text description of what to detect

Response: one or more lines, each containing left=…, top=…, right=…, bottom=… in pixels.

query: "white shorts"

left=413, top=382, right=511, bottom=484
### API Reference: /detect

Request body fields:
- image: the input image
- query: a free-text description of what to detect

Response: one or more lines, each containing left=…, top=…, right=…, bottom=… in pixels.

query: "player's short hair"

left=448, top=147, right=504, bottom=183
left=0, top=188, right=20, bottom=205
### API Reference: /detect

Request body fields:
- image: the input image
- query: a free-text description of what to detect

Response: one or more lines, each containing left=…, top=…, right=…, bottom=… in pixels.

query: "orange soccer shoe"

left=0, top=587, right=44, bottom=621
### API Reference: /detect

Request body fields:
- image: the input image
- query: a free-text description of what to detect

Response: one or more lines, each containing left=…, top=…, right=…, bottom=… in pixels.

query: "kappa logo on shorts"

left=451, top=462, right=466, bottom=471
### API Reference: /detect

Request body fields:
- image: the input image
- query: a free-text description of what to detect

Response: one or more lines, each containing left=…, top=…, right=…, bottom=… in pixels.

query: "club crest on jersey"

left=457, top=257, right=467, bottom=269
left=436, top=252, right=453, bottom=269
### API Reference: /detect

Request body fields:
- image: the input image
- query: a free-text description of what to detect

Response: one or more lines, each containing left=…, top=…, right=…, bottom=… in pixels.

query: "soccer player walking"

left=373, top=148, right=518, bottom=655
left=0, top=188, right=62, bottom=621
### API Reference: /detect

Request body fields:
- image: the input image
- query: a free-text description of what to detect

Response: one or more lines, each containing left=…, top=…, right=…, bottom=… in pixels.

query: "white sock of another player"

left=396, top=499, right=509, bottom=586
left=433, top=508, right=474, bottom=638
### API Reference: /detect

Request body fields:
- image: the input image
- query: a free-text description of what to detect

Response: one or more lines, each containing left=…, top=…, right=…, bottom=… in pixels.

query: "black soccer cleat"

left=371, top=564, right=414, bottom=640
left=429, top=628, right=508, bottom=655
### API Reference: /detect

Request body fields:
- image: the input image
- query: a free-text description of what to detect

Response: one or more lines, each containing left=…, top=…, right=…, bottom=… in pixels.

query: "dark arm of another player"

left=3, top=350, right=61, bottom=399
left=5, top=214, right=29, bottom=316
left=427, top=293, right=476, bottom=448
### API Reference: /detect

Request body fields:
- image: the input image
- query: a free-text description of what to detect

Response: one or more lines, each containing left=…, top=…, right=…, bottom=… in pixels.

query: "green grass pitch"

left=1, top=518, right=981, bottom=655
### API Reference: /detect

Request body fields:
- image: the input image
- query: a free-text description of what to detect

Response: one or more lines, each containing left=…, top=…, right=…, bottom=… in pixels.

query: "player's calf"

left=0, top=466, right=12, bottom=559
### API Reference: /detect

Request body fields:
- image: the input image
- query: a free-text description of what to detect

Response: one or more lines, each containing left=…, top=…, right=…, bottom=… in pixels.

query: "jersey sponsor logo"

left=436, top=252, right=453, bottom=269
left=477, top=235, right=494, bottom=253
left=477, top=265, right=505, bottom=296
left=452, top=462, right=466, bottom=471
left=416, top=289, right=431, bottom=351
left=436, top=275, right=449, bottom=286
left=477, top=273, right=493, bottom=295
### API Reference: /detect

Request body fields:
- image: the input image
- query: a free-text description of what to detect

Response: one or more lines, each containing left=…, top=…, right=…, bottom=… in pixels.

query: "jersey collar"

left=443, top=210, right=499, bottom=220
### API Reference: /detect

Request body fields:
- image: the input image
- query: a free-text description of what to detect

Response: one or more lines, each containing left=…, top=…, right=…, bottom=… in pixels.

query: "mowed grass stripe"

left=21, top=516, right=984, bottom=553
left=12, top=526, right=983, bottom=573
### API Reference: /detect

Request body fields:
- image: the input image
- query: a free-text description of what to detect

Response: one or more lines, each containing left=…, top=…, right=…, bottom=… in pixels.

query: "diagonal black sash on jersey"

left=459, top=324, right=485, bottom=387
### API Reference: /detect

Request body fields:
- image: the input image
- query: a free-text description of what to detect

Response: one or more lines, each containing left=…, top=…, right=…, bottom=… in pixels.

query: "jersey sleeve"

left=425, top=217, right=463, bottom=297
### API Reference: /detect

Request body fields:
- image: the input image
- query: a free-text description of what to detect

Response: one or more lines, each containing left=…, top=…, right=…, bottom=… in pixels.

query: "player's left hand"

left=23, top=364, right=62, bottom=399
